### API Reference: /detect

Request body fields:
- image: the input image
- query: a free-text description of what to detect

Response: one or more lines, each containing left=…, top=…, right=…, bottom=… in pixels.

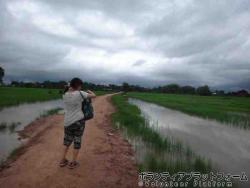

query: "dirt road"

left=0, top=94, right=138, bottom=188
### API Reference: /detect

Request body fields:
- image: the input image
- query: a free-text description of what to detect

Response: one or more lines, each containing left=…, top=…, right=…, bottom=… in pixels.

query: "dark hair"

left=70, top=77, right=83, bottom=89
left=63, top=77, right=83, bottom=94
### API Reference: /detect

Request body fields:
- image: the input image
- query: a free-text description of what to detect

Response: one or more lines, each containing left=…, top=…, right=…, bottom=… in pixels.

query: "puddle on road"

left=128, top=98, right=250, bottom=187
left=0, top=100, right=63, bottom=161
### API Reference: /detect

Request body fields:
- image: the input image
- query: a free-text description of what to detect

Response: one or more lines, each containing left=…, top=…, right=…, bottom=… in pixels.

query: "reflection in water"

left=0, top=100, right=63, bottom=161
left=129, top=98, right=250, bottom=187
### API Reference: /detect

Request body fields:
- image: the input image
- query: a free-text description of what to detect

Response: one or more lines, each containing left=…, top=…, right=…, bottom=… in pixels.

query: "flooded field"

left=0, top=100, right=63, bottom=161
left=128, top=98, right=250, bottom=187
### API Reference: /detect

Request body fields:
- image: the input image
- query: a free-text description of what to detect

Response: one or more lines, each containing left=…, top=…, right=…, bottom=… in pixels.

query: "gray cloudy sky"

left=0, top=0, right=250, bottom=90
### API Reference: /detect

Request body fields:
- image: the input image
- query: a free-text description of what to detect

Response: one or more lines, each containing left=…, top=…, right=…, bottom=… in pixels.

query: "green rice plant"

left=111, top=94, right=239, bottom=187
left=0, top=87, right=61, bottom=108
left=111, top=94, right=212, bottom=174
left=112, top=95, right=181, bottom=152
left=127, top=92, right=250, bottom=128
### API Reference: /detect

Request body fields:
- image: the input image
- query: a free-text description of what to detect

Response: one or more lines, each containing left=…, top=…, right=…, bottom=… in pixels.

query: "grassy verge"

left=127, top=92, right=250, bottom=128
left=111, top=94, right=212, bottom=173
left=0, top=87, right=61, bottom=108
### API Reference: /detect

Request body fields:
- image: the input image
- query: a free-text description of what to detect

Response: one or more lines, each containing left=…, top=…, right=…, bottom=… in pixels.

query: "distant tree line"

left=121, top=82, right=249, bottom=97
left=122, top=83, right=213, bottom=96
left=10, top=80, right=68, bottom=89
left=2, top=81, right=248, bottom=97
left=0, top=65, right=248, bottom=97
left=9, top=80, right=119, bottom=91
left=0, top=67, right=250, bottom=96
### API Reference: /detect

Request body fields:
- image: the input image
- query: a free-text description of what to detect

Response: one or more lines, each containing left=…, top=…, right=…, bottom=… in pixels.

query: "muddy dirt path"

left=0, top=94, right=138, bottom=188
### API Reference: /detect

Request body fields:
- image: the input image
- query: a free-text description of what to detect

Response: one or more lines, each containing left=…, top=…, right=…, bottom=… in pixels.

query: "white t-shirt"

left=63, top=90, right=88, bottom=127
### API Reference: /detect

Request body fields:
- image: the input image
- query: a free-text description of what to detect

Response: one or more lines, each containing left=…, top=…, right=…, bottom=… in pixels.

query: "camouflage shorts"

left=63, top=119, right=85, bottom=149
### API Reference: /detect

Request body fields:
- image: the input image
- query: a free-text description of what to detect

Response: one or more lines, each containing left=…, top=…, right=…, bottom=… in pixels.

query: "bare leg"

left=72, top=149, right=80, bottom=161
left=61, top=145, right=69, bottom=161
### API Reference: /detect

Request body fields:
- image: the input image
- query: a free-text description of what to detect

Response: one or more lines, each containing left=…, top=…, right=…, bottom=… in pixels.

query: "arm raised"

left=86, top=90, right=96, bottom=98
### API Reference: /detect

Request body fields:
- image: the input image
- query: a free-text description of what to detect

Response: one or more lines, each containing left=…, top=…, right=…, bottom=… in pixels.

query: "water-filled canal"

left=0, top=100, right=63, bottom=161
left=129, top=98, right=250, bottom=185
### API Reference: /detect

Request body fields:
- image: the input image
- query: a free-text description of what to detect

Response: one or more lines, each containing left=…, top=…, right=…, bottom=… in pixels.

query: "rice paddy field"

left=0, top=87, right=111, bottom=108
left=111, top=94, right=219, bottom=187
left=127, top=92, right=250, bottom=128
left=0, top=87, right=61, bottom=108
left=111, top=93, right=250, bottom=187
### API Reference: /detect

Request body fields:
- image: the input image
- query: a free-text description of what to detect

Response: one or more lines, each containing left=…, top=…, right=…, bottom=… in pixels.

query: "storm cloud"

left=0, top=0, right=249, bottom=90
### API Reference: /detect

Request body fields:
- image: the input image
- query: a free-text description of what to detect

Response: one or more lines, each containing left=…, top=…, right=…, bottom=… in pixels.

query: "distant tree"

left=162, top=84, right=180, bottom=93
left=58, top=81, right=67, bottom=89
left=11, top=81, right=19, bottom=86
left=0, top=66, right=4, bottom=84
left=235, top=90, right=249, bottom=97
left=122, top=82, right=130, bottom=93
left=196, top=85, right=211, bottom=96
left=215, top=90, right=225, bottom=96
left=129, top=84, right=147, bottom=92
left=180, top=86, right=196, bottom=94
left=43, top=80, right=53, bottom=88
left=109, top=84, right=122, bottom=91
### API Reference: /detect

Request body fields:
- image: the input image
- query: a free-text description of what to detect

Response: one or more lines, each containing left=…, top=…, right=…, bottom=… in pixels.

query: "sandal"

left=68, top=161, right=79, bottom=169
left=59, top=159, right=69, bottom=167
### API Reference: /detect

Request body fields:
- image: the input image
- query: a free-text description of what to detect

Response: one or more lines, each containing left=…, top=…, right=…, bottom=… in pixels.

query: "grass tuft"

left=111, top=94, right=212, bottom=174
